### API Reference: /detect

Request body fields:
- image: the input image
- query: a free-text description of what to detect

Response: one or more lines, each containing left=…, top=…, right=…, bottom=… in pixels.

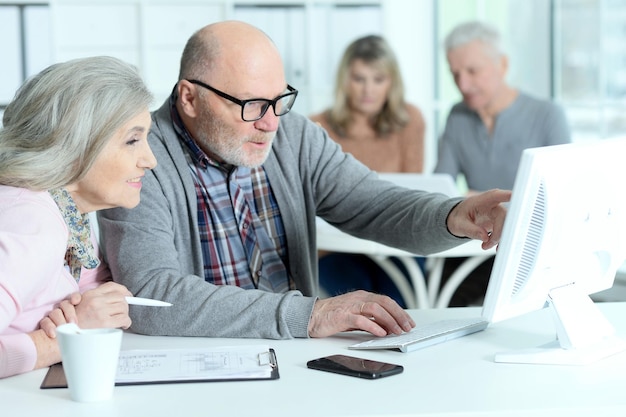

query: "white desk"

left=3, top=303, right=626, bottom=417
left=317, top=218, right=496, bottom=309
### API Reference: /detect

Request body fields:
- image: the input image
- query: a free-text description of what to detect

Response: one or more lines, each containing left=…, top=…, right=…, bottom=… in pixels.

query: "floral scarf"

left=48, top=188, right=100, bottom=282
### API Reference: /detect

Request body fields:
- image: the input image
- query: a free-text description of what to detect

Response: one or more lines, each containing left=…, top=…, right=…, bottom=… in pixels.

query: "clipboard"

left=41, top=346, right=279, bottom=389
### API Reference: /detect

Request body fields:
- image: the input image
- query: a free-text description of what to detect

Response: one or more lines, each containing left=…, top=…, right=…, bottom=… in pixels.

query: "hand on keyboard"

left=349, top=318, right=489, bottom=353
left=308, top=290, right=416, bottom=338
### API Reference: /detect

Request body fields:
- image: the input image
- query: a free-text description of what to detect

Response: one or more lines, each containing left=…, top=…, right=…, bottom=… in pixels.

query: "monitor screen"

left=482, top=138, right=626, bottom=365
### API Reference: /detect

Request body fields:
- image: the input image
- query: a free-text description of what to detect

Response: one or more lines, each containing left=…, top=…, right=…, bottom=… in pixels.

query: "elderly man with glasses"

left=88, top=21, right=510, bottom=341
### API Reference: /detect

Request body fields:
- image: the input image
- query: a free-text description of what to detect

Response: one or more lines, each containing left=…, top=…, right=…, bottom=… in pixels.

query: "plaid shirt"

left=170, top=95, right=293, bottom=292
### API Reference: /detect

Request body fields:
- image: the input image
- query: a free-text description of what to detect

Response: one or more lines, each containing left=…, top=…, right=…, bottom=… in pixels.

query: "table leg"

left=427, top=258, right=445, bottom=306
left=396, top=256, right=430, bottom=309
left=368, top=256, right=429, bottom=309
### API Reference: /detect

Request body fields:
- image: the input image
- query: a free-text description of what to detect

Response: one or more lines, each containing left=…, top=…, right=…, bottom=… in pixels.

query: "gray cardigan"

left=98, top=100, right=464, bottom=339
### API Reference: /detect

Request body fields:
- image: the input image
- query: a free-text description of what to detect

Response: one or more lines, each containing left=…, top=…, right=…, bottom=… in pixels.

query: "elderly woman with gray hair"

left=0, top=56, right=157, bottom=378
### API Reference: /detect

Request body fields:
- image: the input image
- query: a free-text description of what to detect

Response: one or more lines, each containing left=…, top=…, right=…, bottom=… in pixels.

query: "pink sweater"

left=0, top=186, right=109, bottom=378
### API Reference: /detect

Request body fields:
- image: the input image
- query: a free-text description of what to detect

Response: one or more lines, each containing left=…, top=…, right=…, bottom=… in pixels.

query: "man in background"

left=435, top=20, right=570, bottom=306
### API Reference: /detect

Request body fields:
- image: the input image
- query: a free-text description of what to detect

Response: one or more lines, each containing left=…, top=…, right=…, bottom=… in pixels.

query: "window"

left=434, top=0, right=626, bottom=143
left=555, top=0, right=626, bottom=142
left=0, top=3, right=51, bottom=110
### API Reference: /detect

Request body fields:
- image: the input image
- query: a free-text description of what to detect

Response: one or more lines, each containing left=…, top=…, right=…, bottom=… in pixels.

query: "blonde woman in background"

left=311, top=35, right=426, bottom=306
left=311, top=34, right=424, bottom=172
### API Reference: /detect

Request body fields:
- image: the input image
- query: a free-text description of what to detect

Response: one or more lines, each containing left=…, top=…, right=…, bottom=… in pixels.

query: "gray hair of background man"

left=0, top=56, right=153, bottom=191
left=444, top=21, right=504, bottom=59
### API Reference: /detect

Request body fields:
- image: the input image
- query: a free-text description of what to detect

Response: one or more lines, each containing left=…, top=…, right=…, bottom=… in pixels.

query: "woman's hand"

left=74, top=281, right=132, bottom=329
left=39, top=282, right=132, bottom=338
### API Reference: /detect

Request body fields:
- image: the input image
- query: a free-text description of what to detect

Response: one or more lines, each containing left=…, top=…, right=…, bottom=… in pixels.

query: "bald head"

left=179, top=20, right=284, bottom=89
left=174, top=20, right=290, bottom=167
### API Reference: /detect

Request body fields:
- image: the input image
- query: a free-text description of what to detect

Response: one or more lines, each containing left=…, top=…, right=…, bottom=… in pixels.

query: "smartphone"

left=306, top=354, right=403, bottom=379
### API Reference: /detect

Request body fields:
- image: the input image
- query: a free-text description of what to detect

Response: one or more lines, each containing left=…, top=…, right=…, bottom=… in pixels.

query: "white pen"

left=125, top=296, right=172, bottom=307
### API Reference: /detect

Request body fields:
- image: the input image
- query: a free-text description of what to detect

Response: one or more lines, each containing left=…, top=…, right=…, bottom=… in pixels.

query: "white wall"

left=382, top=0, right=437, bottom=171
left=0, top=0, right=550, bottom=172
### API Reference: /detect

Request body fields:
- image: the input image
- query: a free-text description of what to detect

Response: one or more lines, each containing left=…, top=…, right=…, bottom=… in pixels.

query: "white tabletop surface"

left=3, top=303, right=626, bottom=416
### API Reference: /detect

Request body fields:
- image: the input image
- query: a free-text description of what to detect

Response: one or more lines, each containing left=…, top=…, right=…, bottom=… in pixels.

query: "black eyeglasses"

left=186, top=79, right=298, bottom=122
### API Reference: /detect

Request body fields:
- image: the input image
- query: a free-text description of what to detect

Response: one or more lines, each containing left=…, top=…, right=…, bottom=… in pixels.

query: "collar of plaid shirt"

left=168, top=91, right=293, bottom=292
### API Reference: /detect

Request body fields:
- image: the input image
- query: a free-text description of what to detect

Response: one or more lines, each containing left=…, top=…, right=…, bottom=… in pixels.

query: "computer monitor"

left=482, top=138, right=626, bottom=365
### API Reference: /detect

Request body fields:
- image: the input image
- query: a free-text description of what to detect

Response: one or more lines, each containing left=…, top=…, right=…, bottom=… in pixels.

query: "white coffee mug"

left=57, top=324, right=122, bottom=402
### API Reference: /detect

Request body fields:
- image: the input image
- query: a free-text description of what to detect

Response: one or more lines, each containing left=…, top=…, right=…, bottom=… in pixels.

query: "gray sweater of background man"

left=435, top=92, right=571, bottom=191
left=98, top=100, right=465, bottom=339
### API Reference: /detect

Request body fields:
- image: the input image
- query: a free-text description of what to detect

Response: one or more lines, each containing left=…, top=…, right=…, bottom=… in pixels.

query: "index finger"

left=483, top=188, right=512, bottom=205
left=482, top=190, right=511, bottom=248
left=58, top=299, right=80, bottom=324
left=361, top=299, right=415, bottom=335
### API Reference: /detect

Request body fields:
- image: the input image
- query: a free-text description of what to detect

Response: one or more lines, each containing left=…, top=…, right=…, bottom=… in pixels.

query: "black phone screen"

left=306, top=354, right=403, bottom=379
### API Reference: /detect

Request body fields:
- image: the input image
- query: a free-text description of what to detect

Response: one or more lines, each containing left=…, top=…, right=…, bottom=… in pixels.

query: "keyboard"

left=348, top=317, right=489, bottom=353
